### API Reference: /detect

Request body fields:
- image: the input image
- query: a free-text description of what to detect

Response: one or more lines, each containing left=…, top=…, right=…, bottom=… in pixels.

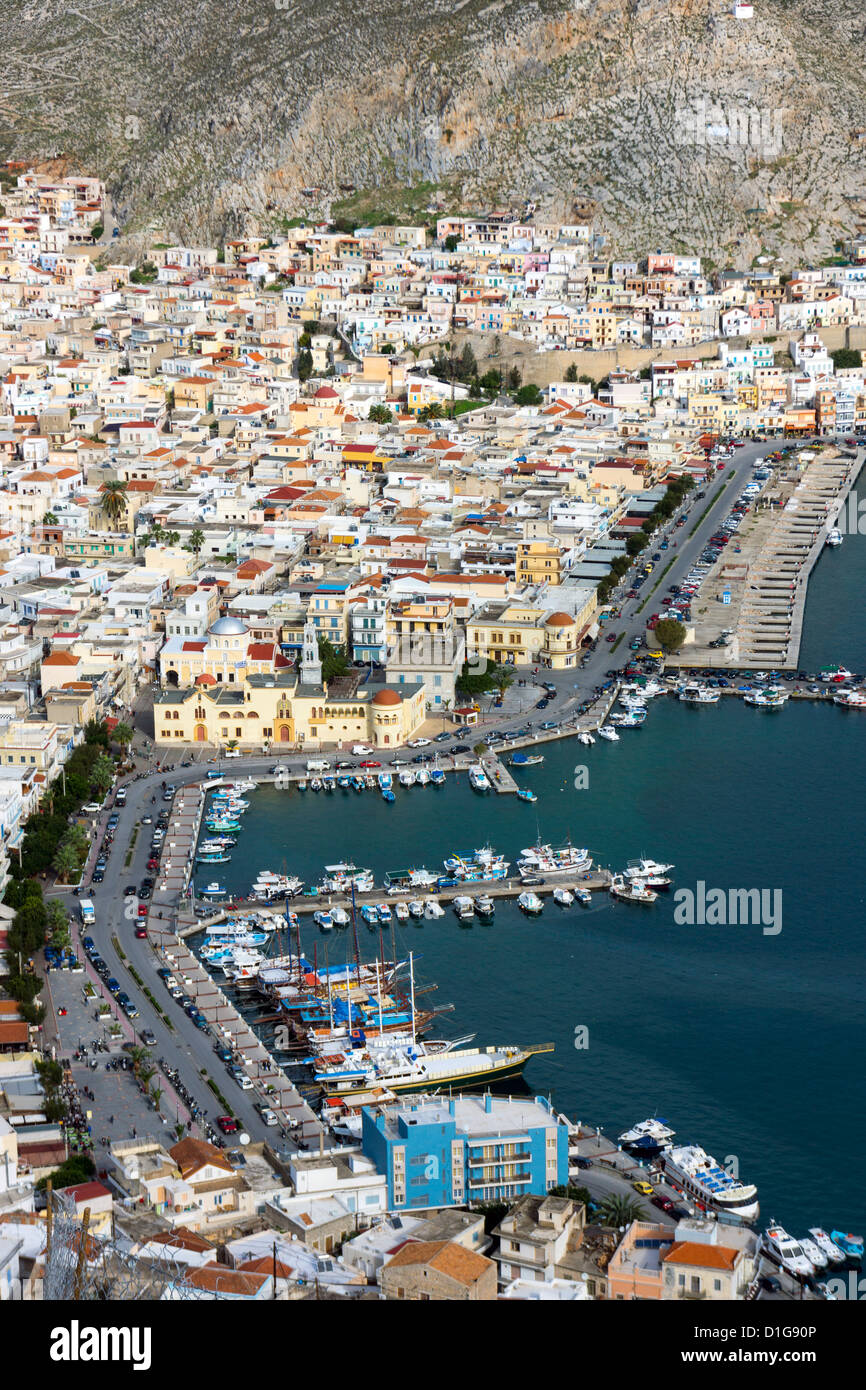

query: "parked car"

left=358, top=760, right=382, bottom=769
left=216, top=1116, right=238, bottom=1134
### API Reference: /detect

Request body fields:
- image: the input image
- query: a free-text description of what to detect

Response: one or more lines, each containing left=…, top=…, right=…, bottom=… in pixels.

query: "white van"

left=79, top=899, right=95, bottom=927
left=306, top=759, right=330, bottom=772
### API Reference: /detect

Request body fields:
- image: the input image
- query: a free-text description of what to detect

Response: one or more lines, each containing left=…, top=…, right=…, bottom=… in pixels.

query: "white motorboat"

left=398, top=770, right=416, bottom=788
left=415, top=769, right=430, bottom=786
left=618, top=1117, right=676, bottom=1153
left=330, top=907, right=350, bottom=927
left=624, top=858, right=674, bottom=881
left=553, top=887, right=574, bottom=906
left=475, top=895, right=495, bottom=917
left=597, top=725, right=619, bottom=741
left=761, top=1224, right=814, bottom=1278
left=394, top=901, right=410, bottom=922
left=825, top=527, right=843, bottom=547
left=313, top=910, right=334, bottom=931
left=423, top=898, right=445, bottom=919
left=408, top=898, right=425, bottom=918
left=200, top=881, right=227, bottom=897
left=468, top=764, right=491, bottom=792
left=807, top=1228, right=846, bottom=1265
left=834, top=689, right=866, bottom=708
left=517, top=891, right=543, bottom=915
left=577, top=731, right=595, bottom=745
left=799, top=1236, right=828, bottom=1270
left=744, top=685, right=788, bottom=708
left=453, top=895, right=475, bottom=920
left=575, top=888, right=592, bottom=906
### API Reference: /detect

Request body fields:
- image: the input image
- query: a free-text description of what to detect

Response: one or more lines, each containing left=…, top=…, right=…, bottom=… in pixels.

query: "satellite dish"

left=239, top=1132, right=250, bottom=1145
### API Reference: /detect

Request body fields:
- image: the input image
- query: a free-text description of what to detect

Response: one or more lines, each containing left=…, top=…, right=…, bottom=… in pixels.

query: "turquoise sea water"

left=199, top=532, right=866, bottom=1238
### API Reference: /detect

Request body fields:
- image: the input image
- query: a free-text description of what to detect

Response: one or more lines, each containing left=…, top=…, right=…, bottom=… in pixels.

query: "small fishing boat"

left=830, top=1231, right=864, bottom=1261
left=398, top=770, right=416, bottom=788
left=415, top=768, right=430, bottom=787
left=517, top=891, right=543, bottom=915
left=196, top=852, right=231, bottom=864
left=314, top=910, right=334, bottom=931
left=382, top=789, right=396, bottom=803
left=610, top=874, right=657, bottom=905
left=310, top=778, right=323, bottom=792
left=394, top=901, right=410, bottom=922
left=298, top=779, right=308, bottom=791
left=377, top=903, right=392, bottom=924
left=510, top=752, right=544, bottom=767
left=430, top=768, right=446, bottom=786
left=423, top=898, right=445, bottom=919
left=323, top=775, right=336, bottom=792
left=330, top=907, right=350, bottom=927
left=825, top=527, right=843, bottom=547
left=200, top=881, right=227, bottom=897
left=577, top=731, right=595, bottom=745
left=360, top=904, right=379, bottom=926
left=517, top=788, right=537, bottom=803
left=597, top=726, right=619, bottom=742
left=575, top=889, right=592, bottom=906
left=408, top=899, right=425, bottom=918
left=475, top=895, right=495, bottom=918
left=799, top=1236, right=828, bottom=1270
left=453, top=895, right=475, bottom=920
left=807, top=1229, right=847, bottom=1265
left=553, top=887, right=574, bottom=907
left=377, top=772, right=393, bottom=792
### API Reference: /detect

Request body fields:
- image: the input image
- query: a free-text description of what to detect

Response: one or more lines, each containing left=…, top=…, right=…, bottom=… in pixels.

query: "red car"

left=216, top=1116, right=238, bottom=1134
left=134, top=927, right=147, bottom=938
left=605, top=632, right=617, bottom=643
left=137, top=903, right=148, bottom=918
left=651, top=1194, right=675, bottom=1213
left=358, top=759, right=382, bottom=769
left=661, top=597, right=672, bottom=606
left=147, top=858, right=159, bottom=871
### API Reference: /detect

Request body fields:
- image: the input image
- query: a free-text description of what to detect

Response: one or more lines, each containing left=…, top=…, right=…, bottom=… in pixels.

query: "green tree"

left=831, top=348, right=862, bottom=370
left=111, top=722, right=133, bottom=752
left=45, top=899, right=71, bottom=950
left=52, top=841, right=80, bottom=884
left=90, top=753, right=116, bottom=796
left=368, top=404, right=393, bottom=425
left=297, top=348, right=314, bottom=382
left=188, top=528, right=206, bottom=556
left=443, top=234, right=460, bottom=252
left=44, top=511, right=58, bottom=525
left=596, top=1193, right=647, bottom=1227
left=564, top=363, right=579, bottom=382
left=654, top=617, right=687, bottom=652
left=317, top=636, right=349, bottom=683
left=625, top=534, right=648, bottom=557
left=514, top=383, right=543, bottom=406
left=419, top=402, right=443, bottom=422
left=99, top=480, right=128, bottom=527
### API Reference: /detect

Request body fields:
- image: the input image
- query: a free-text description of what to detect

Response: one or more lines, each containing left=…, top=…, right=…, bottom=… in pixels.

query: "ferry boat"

left=597, top=725, right=619, bottom=741
left=553, top=887, right=574, bottom=906
left=661, top=1144, right=759, bottom=1221
left=825, top=527, right=843, bottom=547
left=807, top=1229, right=846, bottom=1265
left=453, top=895, right=475, bottom=920
left=468, top=765, right=491, bottom=792
left=679, top=683, right=720, bottom=704
left=510, top=752, right=544, bottom=767
left=761, top=1225, right=813, bottom=1278
left=518, top=841, right=592, bottom=879
left=475, top=895, right=495, bottom=918
left=518, top=891, right=543, bottom=915
left=610, top=874, right=657, bottom=905
left=619, top=1117, right=676, bottom=1156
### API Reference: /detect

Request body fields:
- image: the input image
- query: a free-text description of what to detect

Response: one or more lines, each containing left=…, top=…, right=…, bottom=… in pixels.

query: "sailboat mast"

left=351, top=881, right=361, bottom=984
left=409, top=949, right=416, bottom=1044
left=375, top=958, right=383, bottom=1036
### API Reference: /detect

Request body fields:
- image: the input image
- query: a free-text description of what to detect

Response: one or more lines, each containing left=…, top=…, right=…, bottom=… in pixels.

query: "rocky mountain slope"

left=2, top=0, right=865, bottom=264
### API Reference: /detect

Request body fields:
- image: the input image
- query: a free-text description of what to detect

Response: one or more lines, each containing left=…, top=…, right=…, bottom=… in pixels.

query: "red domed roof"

left=314, top=385, right=339, bottom=399
left=195, top=673, right=217, bottom=686
left=545, top=611, right=575, bottom=626
left=372, top=687, right=401, bottom=706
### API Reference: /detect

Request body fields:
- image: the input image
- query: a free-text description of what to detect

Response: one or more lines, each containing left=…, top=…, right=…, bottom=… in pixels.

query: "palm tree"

left=188, top=528, right=205, bottom=556
left=128, top=1046, right=150, bottom=1080
left=111, top=721, right=133, bottom=749
left=52, top=842, right=80, bottom=883
left=149, top=1084, right=163, bottom=1112
left=44, top=511, right=58, bottom=525
left=90, top=753, right=115, bottom=796
left=596, top=1194, right=647, bottom=1228
left=100, top=480, right=128, bottom=527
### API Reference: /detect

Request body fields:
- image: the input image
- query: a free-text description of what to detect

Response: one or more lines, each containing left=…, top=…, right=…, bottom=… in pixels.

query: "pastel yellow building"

left=466, top=596, right=595, bottom=671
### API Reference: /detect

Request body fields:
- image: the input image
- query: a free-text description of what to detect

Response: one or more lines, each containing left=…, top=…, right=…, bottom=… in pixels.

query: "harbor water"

left=203, top=687, right=865, bottom=1238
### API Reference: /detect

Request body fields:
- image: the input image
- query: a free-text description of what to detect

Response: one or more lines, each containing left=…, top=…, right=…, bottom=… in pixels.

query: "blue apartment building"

left=361, top=1093, right=569, bottom=1211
